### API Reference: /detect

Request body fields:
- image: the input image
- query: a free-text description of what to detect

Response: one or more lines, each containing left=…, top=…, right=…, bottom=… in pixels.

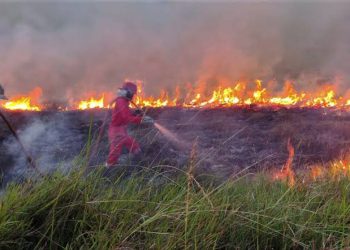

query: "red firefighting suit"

left=107, top=97, right=142, bottom=166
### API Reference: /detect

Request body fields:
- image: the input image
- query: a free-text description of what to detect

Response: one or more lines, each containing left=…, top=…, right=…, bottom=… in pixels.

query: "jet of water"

left=154, top=122, right=189, bottom=149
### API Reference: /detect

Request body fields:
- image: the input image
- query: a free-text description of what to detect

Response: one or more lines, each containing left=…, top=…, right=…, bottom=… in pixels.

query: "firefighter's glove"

left=133, top=109, right=143, bottom=116
left=142, top=115, right=154, bottom=125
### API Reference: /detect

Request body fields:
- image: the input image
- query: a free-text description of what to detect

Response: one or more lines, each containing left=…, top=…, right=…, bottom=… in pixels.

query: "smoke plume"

left=0, top=2, right=349, bottom=101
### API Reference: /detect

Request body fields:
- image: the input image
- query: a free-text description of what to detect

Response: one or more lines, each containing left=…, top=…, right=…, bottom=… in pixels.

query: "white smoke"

left=2, top=113, right=84, bottom=180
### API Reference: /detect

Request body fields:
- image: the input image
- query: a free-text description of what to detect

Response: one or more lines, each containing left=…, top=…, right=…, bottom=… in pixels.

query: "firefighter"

left=106, top=81, right=153, bottom=167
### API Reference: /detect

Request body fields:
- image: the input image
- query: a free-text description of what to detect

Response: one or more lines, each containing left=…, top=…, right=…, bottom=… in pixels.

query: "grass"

left=1, top=162, right=350, bottom=249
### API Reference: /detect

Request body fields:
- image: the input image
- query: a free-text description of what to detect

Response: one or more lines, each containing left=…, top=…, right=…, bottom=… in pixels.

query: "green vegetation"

left=1, top=164, right=350, bottom=250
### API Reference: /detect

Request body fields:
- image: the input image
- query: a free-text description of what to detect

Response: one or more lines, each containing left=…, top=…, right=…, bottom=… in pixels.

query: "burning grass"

left=2, top=80, right=350, bottom=111
left=1, top=164, right=350, bottom=249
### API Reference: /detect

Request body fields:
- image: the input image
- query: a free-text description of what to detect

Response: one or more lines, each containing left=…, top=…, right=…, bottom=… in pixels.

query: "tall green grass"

left=1, top=165, right=350, bottom=249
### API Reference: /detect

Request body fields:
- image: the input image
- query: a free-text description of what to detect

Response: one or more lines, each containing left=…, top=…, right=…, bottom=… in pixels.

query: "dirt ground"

left=1, top=107, right=350, bottom=183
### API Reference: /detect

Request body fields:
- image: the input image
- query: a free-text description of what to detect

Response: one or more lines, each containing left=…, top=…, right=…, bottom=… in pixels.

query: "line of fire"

left=2, top=80, right=350, bottom=111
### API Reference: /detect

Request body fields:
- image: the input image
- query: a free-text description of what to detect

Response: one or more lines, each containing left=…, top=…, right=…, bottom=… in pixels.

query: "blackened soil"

left=1, top=107, right=350, bottom=181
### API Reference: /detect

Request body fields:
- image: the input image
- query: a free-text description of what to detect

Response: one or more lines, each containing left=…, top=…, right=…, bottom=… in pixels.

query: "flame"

left=273, top=156, right=350, bottom=186
left=330, top=160, right=350, bottom=180
left=303, top=159, right=350, bottom=184
left=2, top=80, right=350, bottom=111
left=1, top=87, right=42, bottom=111
left=3, top=98, right=41, bottom=111
left=310, top=166, right=325, bottom=181
left=273, top=138, right=295, bottom=187
left=77, top=96, right=106, bottom=110
left=132, top=80, right=349, bottom=109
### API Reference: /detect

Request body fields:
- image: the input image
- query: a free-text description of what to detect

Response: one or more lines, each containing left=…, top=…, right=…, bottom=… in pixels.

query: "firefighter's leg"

left=107, top=127, right=125, bottom=166
left=120, top=136, right=143, bottom=166
left=107, top=137, right=124, bottom=166
left=123, top=136, right=141, bottom=154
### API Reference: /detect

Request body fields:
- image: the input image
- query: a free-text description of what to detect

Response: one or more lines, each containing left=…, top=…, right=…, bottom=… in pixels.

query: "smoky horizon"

left=0, top=1, right=349, bottom=102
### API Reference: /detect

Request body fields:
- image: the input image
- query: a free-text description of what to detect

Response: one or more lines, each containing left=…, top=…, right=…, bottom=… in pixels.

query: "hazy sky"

left=0, top=2, right=349, bottom=101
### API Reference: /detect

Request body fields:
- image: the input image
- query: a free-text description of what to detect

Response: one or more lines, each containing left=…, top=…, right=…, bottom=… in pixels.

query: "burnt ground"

left=1, top=107, right=350, bottom=183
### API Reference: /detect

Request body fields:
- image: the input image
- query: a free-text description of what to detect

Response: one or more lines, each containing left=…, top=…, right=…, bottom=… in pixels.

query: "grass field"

left=1, top=158, right=350, bottom=249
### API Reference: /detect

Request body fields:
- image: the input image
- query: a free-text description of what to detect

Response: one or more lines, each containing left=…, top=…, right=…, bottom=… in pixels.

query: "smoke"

left=0, top=2, right=349, bottom=101
left=2, top=113, right=84, bottom=179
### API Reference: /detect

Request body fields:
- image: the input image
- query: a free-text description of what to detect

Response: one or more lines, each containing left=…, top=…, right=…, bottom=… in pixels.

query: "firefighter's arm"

left=131, top=108, right=154, bottom=125
left=127, top=112, right=142, bottom=124
left=118, top=99, right=142, bottom=124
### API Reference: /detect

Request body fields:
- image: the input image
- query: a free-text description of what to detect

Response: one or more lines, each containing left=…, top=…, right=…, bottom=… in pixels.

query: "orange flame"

left=132, top=80, right=348, bottom=109
left=310, top=166, right=325, bottom=181
left=77, top=95, right=106, bottom=110
left=273, top=138, right=295, bottom=187
left=330, top=160, right=350, bottom=180
left=1, top=87, right=42, bottom=111
left=2, top=80, right=350, bottom=111
left=306, top=159, right=350, bottom=183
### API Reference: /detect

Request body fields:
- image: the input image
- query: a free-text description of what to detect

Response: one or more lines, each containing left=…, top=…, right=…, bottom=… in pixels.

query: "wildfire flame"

left=1, top=87, right=42, bottom=111
left=301, top=159, right=350, bottom=184
left=1, top=80, right=350, bottom=111
left=77, top=96, right=106, bottom=110
left=3, top=97, right=41, bottom=111
left=273, top=149, right=350, bottom=186
left=134, top=80, right=349, bottom=109
left=273, top=138, right=295, bottom=187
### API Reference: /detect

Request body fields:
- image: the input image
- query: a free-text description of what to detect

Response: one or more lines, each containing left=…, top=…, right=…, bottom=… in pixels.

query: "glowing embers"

left=2, top=87, right=42, bottom=111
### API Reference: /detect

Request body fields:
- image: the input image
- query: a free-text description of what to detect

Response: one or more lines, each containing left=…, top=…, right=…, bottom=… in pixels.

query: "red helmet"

left=122, top=82, right=137, bottom=95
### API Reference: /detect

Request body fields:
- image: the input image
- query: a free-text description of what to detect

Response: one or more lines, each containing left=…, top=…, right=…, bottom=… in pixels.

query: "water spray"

left=154, top=122, right=188, bottom=149
left=130, top=100, right=187, bottom=147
